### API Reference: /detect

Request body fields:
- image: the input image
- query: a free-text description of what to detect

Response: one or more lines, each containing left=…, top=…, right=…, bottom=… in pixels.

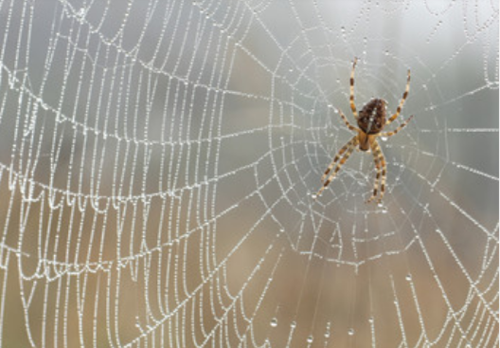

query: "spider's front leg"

left=338, top=109, right=360, bottom=133
left=316, top=136, right=359, bottom=198
left=366, top=140, right=387, bottom=204
left=350, top=58, right=359, bottom=120
left=386, top=69, right=411, bottom=125
left=380, top=115, right=413, bottom=138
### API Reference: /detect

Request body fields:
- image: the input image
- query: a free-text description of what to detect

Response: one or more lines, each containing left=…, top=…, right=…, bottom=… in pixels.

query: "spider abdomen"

left=357, top=98, right=386, bottom=135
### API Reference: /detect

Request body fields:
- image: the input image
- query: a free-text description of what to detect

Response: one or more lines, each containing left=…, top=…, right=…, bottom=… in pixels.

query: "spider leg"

left=386, top=69, right=411, bottom=125
left=321, top=135, right=357, bottom=181
left=366, top=140, right=387, bottom=204
left=350, top=58, right=359, bottom=119
left=338, top=109, right=361, bottom=133
left=366, top=141, right=381, bottom=203
left=317, top=136, right=358, bottom=197
left=380, top=115, right=413, bottom=138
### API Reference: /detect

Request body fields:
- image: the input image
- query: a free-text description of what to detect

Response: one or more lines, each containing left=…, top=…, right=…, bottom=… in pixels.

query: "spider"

left=316, top=58, right=413, bottom=203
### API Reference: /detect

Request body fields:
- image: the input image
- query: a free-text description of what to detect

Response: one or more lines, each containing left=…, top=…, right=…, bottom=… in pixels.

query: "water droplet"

left=270, top=318, right=278, bottom=327
left=76, top=8, right=86, bottom=18
left=324, top=321, right=331, bottom=337
left=307, top=335, right=314, bottom=343
left=348, top=328, right=355, bottom=336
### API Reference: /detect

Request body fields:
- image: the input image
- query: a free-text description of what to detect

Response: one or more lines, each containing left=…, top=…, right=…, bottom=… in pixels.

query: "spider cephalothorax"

left=316, top=58, right=413, bottom=203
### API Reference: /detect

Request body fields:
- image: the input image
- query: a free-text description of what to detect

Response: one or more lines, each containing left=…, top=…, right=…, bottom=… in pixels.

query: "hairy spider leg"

left=366, top=140, right=387, bottom=203
left=380, top=115, right=414, bottom=138
left=366, top=140, right=382, bottom=203
left=321, top=135, right=358, bottom=181
left=317, top=137, right=359, bottom=197
left=386, top=69, right=411, bottom=125
left=350, top=58, right=359, bottom=119
left=338, top=109, right=360, bottom=132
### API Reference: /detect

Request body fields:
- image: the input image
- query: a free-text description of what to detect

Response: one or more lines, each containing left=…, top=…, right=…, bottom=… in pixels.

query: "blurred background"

left=0, top=0, right=497, bottom=347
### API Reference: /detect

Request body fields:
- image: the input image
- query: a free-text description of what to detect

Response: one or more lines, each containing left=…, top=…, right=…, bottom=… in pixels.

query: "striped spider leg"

left=317, top=135, right=359, bottom=198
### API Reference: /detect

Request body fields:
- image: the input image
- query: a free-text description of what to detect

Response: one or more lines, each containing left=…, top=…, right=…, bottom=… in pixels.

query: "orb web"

left=0, top=0, right=497, bottom=347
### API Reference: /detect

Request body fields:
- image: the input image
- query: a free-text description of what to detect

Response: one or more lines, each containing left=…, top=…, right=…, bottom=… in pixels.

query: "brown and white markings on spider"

left=315, top=58, right=414, bottom=204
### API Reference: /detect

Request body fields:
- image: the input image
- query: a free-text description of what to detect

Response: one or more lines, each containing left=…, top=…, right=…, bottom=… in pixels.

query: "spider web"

left=0, top=0, right=497, bottom=347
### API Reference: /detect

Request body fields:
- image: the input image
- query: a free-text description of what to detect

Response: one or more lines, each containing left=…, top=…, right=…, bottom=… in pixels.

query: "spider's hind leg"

left=317, top=136, right=358, bottom=198
left=366, top=140, right=387, bottom=204
left=321, top=135, right=358, bottom=181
